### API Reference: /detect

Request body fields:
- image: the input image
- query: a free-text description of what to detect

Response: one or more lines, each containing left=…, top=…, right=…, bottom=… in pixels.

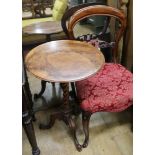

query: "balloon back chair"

left=62, top=5, right=133, bottom=148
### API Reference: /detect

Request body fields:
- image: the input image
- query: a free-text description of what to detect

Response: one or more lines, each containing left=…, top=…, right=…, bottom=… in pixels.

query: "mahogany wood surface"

left=22, top=21, right=62, bottom=35
left=25, top=40, right=105, bottom=83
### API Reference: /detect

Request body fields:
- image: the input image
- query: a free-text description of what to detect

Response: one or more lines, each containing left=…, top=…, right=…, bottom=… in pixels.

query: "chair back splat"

left=61, top=3, right=105, bottom=37
left=62, top=4, right=126, bottom=63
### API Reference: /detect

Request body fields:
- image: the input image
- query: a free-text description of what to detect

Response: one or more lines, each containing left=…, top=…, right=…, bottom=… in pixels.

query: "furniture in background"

left=22, top=56, right=40, bottom=155
left=23, top=0, right=68, bottom=19
left=63, top=5, right=133, bottom=148
left=25, top=40, right=105, bottom=151
left=22, top=0, right=54, bottom=19
left=74, top=0, right=107, bottom=32
left=22, top=0, right=68, bottom=97
left=23, top=21, right=64, bottom=99
left=22, top=0, right=68, bottom=45
left=22, top=0, right=36, bottom=18
left=23, top=21, right=63, bottom=43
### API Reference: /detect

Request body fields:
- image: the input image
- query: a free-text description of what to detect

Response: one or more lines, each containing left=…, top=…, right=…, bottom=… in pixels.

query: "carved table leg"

left=60, top=83, right=69, bottom=106
left=69, top=82, right=81, bottom=116
left=38, top=82, right=82, bottom=151
left=61, top=83, right=82, bottom=151
left=23, top=85, right=40, bottom=155
left=82, top=111, right=91, bottom=148
left=24, top=79, right=36, bottom=121
left=64, top=113, right=82, bottom=151
left=25, top=80, right=33, bottom=109
left=34, top=80, right=46, bottom=99
left=23, top=111, right=40, bottom=155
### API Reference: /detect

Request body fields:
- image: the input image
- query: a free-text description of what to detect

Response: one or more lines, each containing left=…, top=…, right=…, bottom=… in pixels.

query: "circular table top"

left=22, top=21, right=62, bottom=35
left=25, top=40, right=105, bottom=82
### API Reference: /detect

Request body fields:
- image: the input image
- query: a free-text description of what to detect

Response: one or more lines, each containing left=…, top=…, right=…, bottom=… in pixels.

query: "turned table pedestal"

left=25, top=40, right=105, bottom=151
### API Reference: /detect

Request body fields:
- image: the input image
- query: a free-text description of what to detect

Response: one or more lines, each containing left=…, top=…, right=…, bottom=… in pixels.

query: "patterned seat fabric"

left=77, top=34, right=115, bottom=49
left=76, top=63, right=133, bottom=113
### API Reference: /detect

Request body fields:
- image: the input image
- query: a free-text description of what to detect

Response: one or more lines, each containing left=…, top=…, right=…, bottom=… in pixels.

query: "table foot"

left=32, top=147, right=40, bottom=155
left=82, top=112, right=91, bottom=148
left=82, top=142, right=88, bottom=148
left=39, top=106, right=82, bottom=151
left=22, top=110, right=40, bottom=155
left=64, top=114, right=82, bottom=152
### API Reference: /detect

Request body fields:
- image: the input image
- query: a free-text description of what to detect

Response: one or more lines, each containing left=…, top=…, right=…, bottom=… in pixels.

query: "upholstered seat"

left=76, top=63, right=133, bottom=113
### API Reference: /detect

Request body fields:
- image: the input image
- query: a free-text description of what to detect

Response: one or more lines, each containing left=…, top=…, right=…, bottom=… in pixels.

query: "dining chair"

left=62, top=5, right=133, bottom=148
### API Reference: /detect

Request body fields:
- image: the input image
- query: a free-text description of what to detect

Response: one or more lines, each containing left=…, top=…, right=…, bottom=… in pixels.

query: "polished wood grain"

left=22, top=21, right=62, bottom=35
left=25, top=40, right=105, bottom=83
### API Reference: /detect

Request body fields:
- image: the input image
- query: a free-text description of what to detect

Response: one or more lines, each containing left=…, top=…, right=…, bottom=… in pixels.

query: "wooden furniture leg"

left=70, top=82, right=77, bottom=99
left=70, top=82, right=81, bottom=116
left=23, top=86, right=40, bottom=155
left=23, top=112, right=40, bottom=155
left=39, top=83, right=82, bottom=151
left=34, top=80, right=47, bottom=99
left=82, top=111, right=91, bottom=148
left=60, top=83, right=82, bottom=151
left=34, top=80, right=55, bottom=99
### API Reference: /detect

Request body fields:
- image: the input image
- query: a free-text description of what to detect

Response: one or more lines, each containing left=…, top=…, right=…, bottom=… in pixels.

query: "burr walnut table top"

left=25, top=40, right=105, bottom=82
left=22, top=21, right=62, bottom=35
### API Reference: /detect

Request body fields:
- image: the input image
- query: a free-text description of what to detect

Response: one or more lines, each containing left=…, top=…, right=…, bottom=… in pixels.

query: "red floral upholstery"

left=76, top=63, right=133, bottom=113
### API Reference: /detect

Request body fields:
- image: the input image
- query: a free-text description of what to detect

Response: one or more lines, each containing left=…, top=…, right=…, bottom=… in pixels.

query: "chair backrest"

left=62, top=5, right=126, bottom=63
left=61, top=3, right=106, bottom=37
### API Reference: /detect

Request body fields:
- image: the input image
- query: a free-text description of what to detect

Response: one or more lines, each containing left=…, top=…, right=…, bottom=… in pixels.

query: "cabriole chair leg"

left=82, top=111, right=91, bottom=148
